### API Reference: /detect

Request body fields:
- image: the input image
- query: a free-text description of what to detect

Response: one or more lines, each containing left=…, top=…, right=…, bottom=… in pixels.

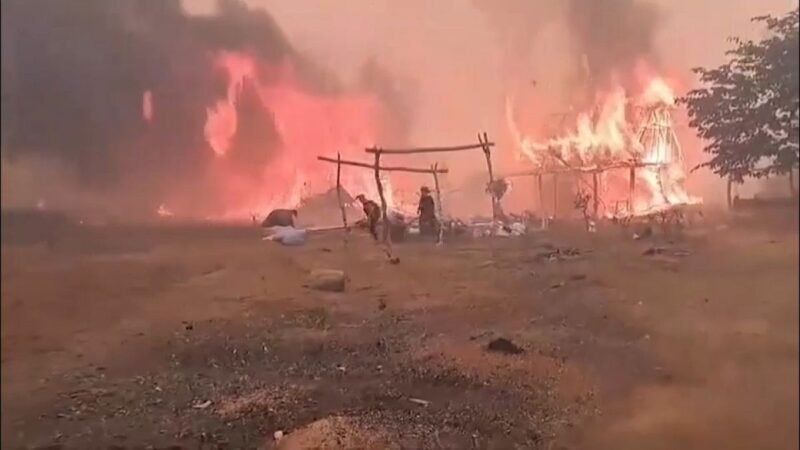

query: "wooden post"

left=336, top=153, right=349, bottom=237
left=536, top=174, right=544, bottom=213
left=552, top=174, right=559, bottom=219
left=373, top=149, right=390, bottom=244
left=629, top=166, right=636, bottom=214
left=592, top=172, right=599, bottom=218
left=479, top=132, right=498, bottom=221
left=432, top=163, right=444, bottom=244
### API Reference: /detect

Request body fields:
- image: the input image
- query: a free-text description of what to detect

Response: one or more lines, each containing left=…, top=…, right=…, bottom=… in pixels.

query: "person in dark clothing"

left=261, top=209, right=298, bottom=228
left=356, top=194, right=382, bottom=240
left=417, top=186, right=438, bottom=237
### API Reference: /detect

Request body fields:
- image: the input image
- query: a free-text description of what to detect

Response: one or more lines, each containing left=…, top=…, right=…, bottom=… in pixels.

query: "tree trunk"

left=790, top=170, right=797, bottom=199
left=726, top=177, right=733, bottom=210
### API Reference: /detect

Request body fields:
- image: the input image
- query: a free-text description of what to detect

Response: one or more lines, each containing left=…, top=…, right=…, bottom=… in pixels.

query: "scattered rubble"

left=408, top=397, right=431, bottom=407
left=642, top=246, right=692, bottom=257
left=536, top=247, right=583, bottom=262
left=192, top=400, right=212, bottom=409
left=263, top=226, right=308, bottom=246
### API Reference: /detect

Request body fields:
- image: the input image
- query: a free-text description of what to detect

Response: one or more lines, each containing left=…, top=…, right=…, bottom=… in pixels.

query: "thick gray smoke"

left=566, top=0, right=661, bottom=92
left=0, top=0, right=408, bottom=216
left=473, top=0, right=661, bottom=102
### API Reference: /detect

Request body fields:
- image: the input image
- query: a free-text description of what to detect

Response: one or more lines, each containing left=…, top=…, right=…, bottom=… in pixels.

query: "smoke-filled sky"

left=2, top=0, right=796, bottom=218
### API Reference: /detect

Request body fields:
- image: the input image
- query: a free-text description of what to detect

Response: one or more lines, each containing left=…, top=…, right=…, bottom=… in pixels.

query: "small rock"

left=408, top=397, right=430, bottom=407
left=306, top=269, right=346, bottom=292
left=192, top=400, right=212, bottom=409
left=486, top=337, right=524, bottom=355
left=642, top=246, right=665, bottom=256
left=569, top=274, right=587, bottom=281
left=273, top=430, right=284, bottom=441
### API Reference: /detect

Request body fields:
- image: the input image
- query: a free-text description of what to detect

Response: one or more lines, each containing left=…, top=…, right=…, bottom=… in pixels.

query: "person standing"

left=417, top=186, right=438, bottom=237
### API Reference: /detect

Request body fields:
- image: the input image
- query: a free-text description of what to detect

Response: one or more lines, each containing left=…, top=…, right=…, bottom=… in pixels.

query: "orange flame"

left=508, top=75, right=700, bottom=217
left=192, top=52, right=403, bottom=220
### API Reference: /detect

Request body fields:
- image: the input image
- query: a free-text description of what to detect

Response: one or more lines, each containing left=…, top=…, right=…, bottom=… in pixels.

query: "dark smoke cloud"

left=471, top=0, right=562, bottom=78
left=473, top=0, right=661, bottom=96
left=1, top=0, right=406, bottom=215
left=566, top=0, right=661, bottom=91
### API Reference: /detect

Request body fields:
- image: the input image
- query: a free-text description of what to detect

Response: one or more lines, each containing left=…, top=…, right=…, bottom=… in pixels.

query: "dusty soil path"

left=2, top=220, right=797, bottom=449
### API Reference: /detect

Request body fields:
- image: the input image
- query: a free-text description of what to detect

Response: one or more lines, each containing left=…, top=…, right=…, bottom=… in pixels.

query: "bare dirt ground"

left=2, top=212, right=798, bottom=450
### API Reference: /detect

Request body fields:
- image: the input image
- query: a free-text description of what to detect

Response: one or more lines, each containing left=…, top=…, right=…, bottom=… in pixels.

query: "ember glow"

left=194, top=51, right=400, bottom=220
left=508, top=75, right=700, bottom=217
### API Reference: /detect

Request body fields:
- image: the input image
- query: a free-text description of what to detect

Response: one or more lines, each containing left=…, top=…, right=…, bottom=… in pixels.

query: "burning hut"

left=504, top=78, right=699, bottom=223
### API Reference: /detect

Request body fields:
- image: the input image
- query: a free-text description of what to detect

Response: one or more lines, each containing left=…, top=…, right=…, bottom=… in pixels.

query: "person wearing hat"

left=417, top=186, right=438, bottom=237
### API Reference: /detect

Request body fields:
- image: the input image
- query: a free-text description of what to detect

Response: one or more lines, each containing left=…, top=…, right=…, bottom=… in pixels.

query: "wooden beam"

left=552, top=174, right=559, bottom=219
left=317, top=156, right=448, bottom=174
left=432, top=163, right=444, bottom=244
left=537, top=174, right=544, bottom=215
left=629, top=166, right=636, bottom=213
left=365, top=142, right=494, bottom=155
left=500, top=161, right=664, bottom=179
left=373, top=151, right=390, bottom=244
left=479, top=132, right=499, bottom=222
left=336, top=152, right=349, bottom=236
left=592, top=172, right=599, bottom=218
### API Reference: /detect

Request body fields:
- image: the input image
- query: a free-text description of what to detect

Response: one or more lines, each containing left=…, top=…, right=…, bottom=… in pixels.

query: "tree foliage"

left=682, top=7, right=799, bottom=183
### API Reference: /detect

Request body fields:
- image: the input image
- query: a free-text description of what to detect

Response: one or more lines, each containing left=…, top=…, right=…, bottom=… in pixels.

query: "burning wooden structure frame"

left=317, top=132, right=498, bottom=246
left=316, top=154, right=449, bottom=245
left=364, top=132, right=497, bottom=244
left=502, top=102, right=690, bottom=223
left=502, top=159, right=667, bottom=220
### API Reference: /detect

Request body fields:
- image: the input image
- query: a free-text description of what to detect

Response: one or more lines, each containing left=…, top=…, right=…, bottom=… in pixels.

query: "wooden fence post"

left=336, top=152, right=349, bottom=238
left=479, top=132, right=498, bottom=222
left=373, top=149, right=390, bottom=244
left=552, top=174, right=559, bottom=219
left=432, top=163, right=444, bottom=244
left=592, top=172, right=599, bottom=218
left=629, top=166, right=636, bottom=214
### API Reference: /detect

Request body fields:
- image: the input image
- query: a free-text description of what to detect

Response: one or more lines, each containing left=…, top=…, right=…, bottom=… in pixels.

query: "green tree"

left=683, top=7, right=799, bottom=196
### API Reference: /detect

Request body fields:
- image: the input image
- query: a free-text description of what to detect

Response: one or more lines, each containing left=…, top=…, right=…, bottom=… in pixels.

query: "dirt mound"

left=273, top=416, right=398, bottom=450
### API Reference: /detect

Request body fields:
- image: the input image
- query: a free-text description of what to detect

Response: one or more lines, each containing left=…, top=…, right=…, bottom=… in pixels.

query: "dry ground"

left=1, top=213, right=797, bottom=449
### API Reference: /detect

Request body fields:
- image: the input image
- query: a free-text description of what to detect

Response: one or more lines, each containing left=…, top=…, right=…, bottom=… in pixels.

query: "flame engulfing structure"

left=507, top=77, right=699, bottom=217
left=200, top=52, right=393, bottom=220
left=1, top=0, right=408, bottom=222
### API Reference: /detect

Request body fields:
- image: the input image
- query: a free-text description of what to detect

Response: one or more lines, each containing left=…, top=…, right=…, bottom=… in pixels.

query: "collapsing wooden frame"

left=365, top=132, right=498, bottom=243
left=502, top=160, right=665, bottom=219
left=316, top=155, right=449, bottom=244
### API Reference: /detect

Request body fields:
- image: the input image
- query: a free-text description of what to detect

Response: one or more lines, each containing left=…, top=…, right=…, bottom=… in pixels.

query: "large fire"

left=507, top=75, right=699, bottom=217
left=150, top=51, right=405, bottom=221
left=206, top=52, right=397, bottom=220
